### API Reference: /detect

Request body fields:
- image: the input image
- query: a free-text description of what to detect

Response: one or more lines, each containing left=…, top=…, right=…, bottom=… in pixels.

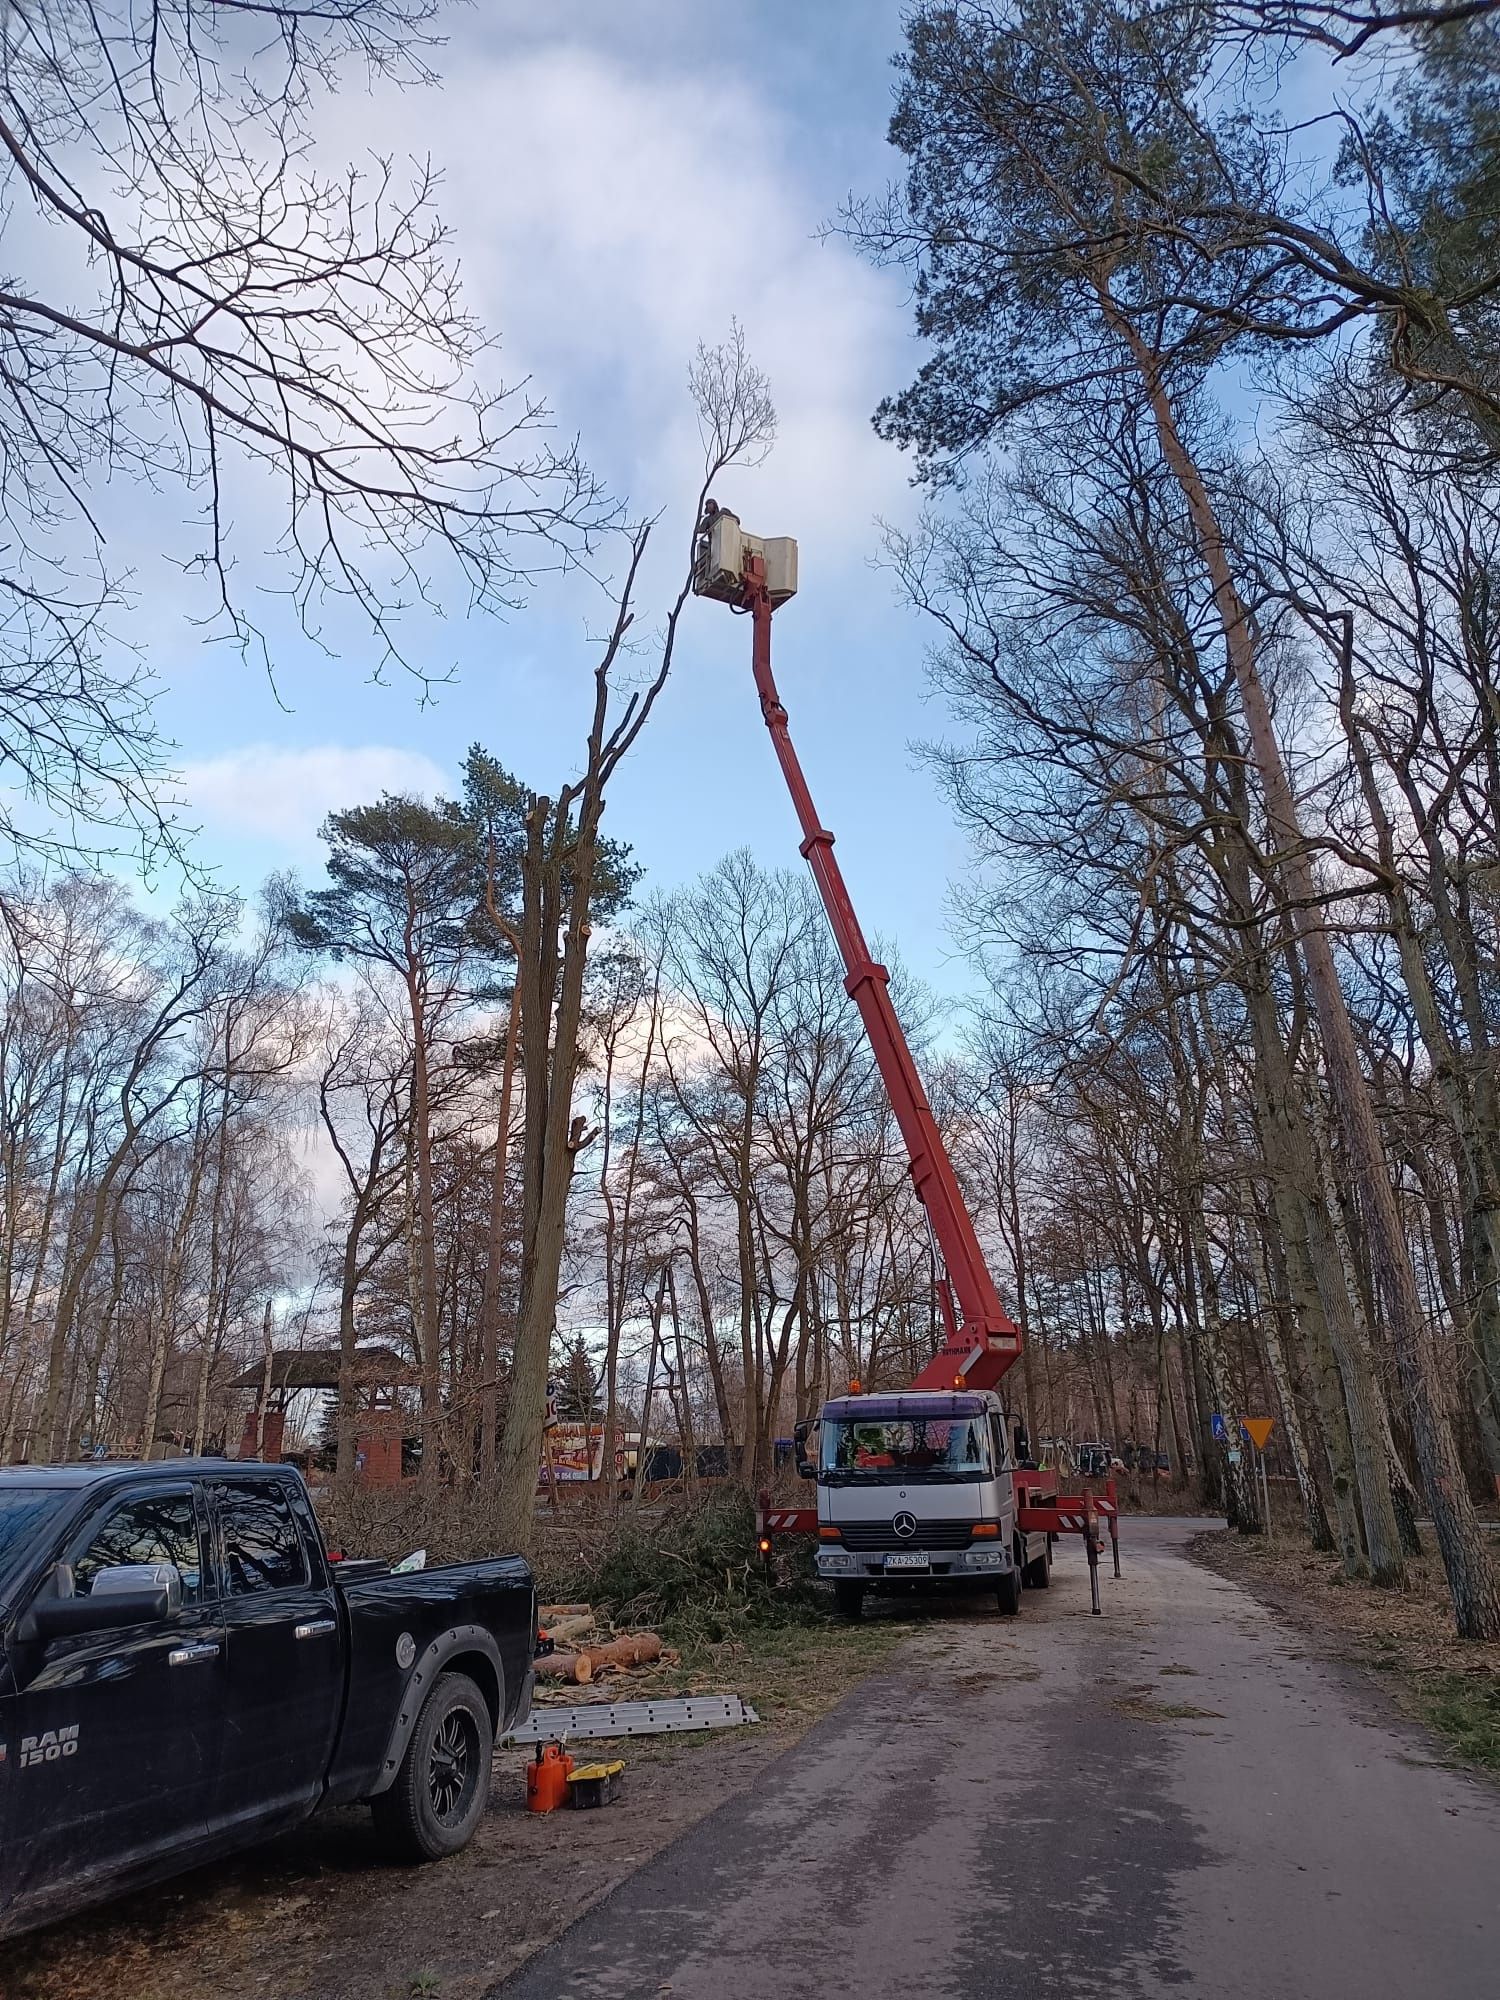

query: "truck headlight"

left=817, top=1551, right=854, bottom=1573
left=964, top=1548, right=1002, bottom=1569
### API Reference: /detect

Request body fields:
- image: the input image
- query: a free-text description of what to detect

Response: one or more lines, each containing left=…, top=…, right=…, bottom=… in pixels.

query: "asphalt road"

left=493, top=1519, right=1500, bottom=2000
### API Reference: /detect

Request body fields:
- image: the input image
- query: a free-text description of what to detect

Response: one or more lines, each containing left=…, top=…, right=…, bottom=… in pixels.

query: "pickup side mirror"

left=16, top=1563, right=179, bottom=1644
left=793, top=1419, right=818, bottom=1481
left=93, top=1562, right=182, bottom=1615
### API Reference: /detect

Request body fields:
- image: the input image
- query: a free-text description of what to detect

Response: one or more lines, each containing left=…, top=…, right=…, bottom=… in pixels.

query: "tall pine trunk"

left=1113, top=306, right=1500, bottom=1635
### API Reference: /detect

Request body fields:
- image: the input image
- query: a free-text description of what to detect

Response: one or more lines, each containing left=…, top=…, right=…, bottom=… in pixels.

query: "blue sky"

left=142, top=3, right=981, bottom=991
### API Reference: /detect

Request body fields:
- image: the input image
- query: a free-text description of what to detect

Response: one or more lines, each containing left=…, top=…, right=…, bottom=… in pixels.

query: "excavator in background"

left=691, top=505, right=1118, bottom=1617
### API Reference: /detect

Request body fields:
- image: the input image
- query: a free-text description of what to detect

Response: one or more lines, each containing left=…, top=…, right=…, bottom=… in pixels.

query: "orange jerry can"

left=525, top=1742, right=574, bottom=1813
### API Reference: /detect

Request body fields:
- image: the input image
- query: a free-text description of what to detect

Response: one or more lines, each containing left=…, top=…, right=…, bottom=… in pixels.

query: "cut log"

left=542, top=1614, right=595, bottom=1645
left=534, top=1651, right=593, bottom=1685
left=538, top=1603, right=591, bottom=1621
left=573, top=1633, right=663, bottom=1676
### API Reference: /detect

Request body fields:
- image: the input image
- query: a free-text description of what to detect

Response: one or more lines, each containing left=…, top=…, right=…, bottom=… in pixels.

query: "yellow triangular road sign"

left=1242, top=1417, right=1275, bottom=1452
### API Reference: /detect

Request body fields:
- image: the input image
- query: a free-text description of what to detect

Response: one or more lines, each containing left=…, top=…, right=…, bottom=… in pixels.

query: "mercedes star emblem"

left=892, top=1511, right=918, bottom=1540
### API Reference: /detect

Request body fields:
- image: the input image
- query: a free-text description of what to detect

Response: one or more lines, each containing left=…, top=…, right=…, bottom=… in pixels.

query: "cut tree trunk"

left=574, top=1634, right=664, bottom=1675
left=479, top=977, right=522, bottom=1487
left=535, top=1652, right=593, bottom=1685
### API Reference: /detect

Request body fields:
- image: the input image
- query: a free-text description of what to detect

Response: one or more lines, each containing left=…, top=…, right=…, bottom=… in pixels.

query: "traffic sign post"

left=1240, top=1418, right=1276, bottom=1538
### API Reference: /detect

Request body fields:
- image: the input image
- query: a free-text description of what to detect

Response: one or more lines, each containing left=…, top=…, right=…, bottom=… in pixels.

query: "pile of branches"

left=537, top=1489, right=818, bottom=1644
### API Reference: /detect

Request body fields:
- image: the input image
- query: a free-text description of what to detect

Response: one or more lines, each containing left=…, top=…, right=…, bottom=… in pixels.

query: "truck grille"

left=836, top=1520, right=975, bottom=1552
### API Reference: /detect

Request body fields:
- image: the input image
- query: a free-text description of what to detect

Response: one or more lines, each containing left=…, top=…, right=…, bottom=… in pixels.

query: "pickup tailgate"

left=326, top=1556, right=534, bottom=1804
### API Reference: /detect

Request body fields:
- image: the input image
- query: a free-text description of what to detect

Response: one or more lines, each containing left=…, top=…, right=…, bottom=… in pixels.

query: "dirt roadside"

left=0, top=1621, right=900, bottom=2000
left=1190, top=1524, right=1500, bottom=1771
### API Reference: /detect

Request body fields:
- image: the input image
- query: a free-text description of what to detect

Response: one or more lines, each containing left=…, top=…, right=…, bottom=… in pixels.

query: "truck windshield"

left=0, top=1489, right=65, bottom=1568
left=821, top=1417, right=994, bottom=1485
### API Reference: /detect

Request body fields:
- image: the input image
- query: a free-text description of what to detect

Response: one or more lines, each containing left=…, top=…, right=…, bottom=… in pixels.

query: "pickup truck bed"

left=0, top=1461, right=535, bottom=1940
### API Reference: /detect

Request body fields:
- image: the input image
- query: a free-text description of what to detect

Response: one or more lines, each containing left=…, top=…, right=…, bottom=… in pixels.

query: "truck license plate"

left=885, top=1552, right=929, bottom=1570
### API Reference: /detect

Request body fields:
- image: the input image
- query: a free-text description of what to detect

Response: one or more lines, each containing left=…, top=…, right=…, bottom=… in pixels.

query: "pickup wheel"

left=995, top=1566, right=1022, bottom=1617
left=371, top=1670, right=493, bottom=1862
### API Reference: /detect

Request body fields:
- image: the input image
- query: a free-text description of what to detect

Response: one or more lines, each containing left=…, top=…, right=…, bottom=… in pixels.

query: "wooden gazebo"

left=229, top=1346, right=420, bottom=1485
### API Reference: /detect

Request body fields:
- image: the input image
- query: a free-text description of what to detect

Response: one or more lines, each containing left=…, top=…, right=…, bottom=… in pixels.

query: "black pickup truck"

left=0, top=1461, right=535, bottom=1940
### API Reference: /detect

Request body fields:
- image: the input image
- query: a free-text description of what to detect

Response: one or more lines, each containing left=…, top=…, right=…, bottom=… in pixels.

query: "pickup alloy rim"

left=427, top=1708, right=479, bottom=1824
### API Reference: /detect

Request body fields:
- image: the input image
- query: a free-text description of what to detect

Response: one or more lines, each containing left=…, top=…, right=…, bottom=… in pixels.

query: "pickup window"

left=0, top=1489, right=64, bottom=1562
left=221, top=1480, right=308, bottom=1595
left=72, top=1489, right=205, bottom=1600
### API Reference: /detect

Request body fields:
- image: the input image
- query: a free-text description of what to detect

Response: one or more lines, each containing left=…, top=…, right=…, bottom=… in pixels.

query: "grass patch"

left=1418, top=1673, right=1500, bottom=1769
left=655, top=1616, right=903, bottom=1727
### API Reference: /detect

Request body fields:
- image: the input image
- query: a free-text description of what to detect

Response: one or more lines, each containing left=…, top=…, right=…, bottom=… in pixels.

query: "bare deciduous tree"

left=0, top=0, right=610, bottom=868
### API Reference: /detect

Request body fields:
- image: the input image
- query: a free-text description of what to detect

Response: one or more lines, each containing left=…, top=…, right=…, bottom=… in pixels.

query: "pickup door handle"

left=168, top=1642, right=221, bottom=1667
left=295, top=1618, right=337, bottom=1640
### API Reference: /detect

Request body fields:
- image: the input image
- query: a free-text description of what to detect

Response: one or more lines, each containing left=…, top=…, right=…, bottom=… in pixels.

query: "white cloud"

left=329, top=36, right=917, bottom=581
left=182, top=744, right=450, bottom=855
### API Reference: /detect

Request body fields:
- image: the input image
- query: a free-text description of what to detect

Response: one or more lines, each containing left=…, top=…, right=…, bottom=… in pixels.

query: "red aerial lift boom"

left=692, top=506, right=1118, bottom=1601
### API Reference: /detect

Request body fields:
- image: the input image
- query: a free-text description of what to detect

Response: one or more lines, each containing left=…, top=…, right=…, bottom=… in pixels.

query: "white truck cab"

left=799, top=1389, right=1051, bottom=1618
